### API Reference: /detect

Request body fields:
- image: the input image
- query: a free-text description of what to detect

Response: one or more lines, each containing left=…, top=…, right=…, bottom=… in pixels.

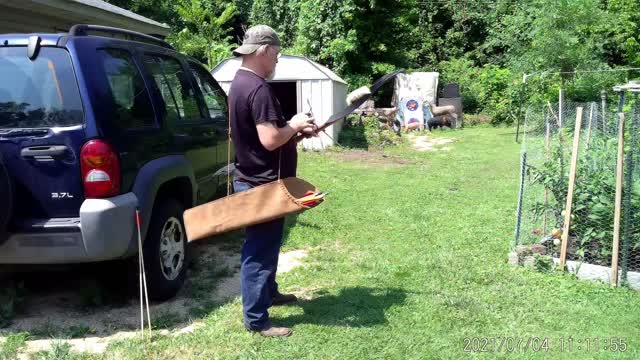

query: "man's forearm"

left=273, top=124, right=298, bottom=149
left=257, top=123, right=298, bottom=151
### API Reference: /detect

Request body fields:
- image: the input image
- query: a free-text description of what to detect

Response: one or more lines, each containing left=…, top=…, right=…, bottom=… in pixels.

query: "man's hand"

left=299, top=124, right=319, bottom=138
left=288, top=113, right=315, bottom=132
left=256, top=113, right=316, bottom=151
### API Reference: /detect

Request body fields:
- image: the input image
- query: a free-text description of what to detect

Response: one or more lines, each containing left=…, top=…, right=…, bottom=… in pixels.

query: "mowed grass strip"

left=38, top=127, right=640, bottom=359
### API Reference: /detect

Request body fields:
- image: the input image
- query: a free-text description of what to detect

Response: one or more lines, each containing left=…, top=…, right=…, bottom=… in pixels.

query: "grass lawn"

left=10, top=126, right=640, bottom=359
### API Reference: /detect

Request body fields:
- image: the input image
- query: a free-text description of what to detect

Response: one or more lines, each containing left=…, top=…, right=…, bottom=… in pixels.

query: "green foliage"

left=66, top=325, right=93, bottom=339
left=491, top=0, right=607, bottom=75
left=604, top=0, right=640, bottom=67
left=35, top=341, right=72, bottom=360
left=439, top=58, right=519, bottom=124
left=106, top=0, right=177, bottom=25
left=166, top=0, right=237, bottom=68
left=438, top=57, right=479, bottom=112
left=152, top=311, right=182, bottom=329
left=361, top=117, right=402, bottom=149
left=339, top=115, right=401, bottom=149
left=109, top=0, right=640, bottom=118
left=293, top=0, right=413, bottom=90
left=0, top=332, right=29, bottom=360
left=477, top=66, right=519, bottom=124
left=534, top=254, right=554, bottom=273
left=528, top=131, right=640, bottom=264
left=463, top=114, right=491, bottom=127
left=250, top=0, right=302, bottom=48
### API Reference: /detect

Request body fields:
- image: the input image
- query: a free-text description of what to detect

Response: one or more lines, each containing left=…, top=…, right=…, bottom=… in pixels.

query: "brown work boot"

left=247, top=324, right=292, bottom=337
left=272, top=291, right=298, bottom=306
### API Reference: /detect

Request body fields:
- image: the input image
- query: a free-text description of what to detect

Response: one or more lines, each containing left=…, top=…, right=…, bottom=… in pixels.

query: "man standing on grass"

left=228, top=25, right=317, bottom=337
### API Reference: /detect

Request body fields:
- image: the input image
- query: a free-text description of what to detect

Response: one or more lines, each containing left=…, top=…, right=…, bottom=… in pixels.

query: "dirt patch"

left=408, top=134, right=455, bottom=152
left=0, top=241, right=308, bottom=357
left=330, top=150, right=413, bottom=166
left=278, top=250, right=308, bottom=273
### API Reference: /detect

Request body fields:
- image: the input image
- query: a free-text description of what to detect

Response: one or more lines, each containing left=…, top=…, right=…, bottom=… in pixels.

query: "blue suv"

left=0, top=25, right=232, bottom=300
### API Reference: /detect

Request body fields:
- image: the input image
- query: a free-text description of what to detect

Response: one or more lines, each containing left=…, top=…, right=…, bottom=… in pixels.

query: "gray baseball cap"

left=233, top=25, right=281, bottom=56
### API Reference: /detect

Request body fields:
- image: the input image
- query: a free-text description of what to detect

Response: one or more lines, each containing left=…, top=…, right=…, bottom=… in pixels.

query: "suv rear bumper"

left=0, top=193, right=138, bottom=264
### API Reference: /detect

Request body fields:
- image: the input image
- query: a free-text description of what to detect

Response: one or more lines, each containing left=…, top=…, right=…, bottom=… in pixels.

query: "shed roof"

left=212, top=55, right=347, bottom=84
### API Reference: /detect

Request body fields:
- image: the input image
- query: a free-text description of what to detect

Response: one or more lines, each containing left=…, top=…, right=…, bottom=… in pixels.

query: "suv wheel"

left=143, top=198, right=189, bottom=301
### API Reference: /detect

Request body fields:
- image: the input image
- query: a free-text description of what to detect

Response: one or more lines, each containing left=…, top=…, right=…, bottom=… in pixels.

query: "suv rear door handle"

left=21, top=145, right=68, bottom=160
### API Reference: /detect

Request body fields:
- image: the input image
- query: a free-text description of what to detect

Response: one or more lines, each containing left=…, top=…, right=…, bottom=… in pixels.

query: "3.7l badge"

left=51, top=192, right=74, bottom=199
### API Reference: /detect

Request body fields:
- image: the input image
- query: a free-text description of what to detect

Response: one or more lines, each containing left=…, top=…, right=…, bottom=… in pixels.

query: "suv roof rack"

left=68, top=24, right=174, bottom=50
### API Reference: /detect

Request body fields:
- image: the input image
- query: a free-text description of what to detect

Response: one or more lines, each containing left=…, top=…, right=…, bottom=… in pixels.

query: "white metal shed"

left=211, top=55, right=348, bottom=150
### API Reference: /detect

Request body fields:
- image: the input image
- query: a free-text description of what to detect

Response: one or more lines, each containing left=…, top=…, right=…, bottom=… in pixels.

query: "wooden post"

left=515, top=152, right=527, bottom=246
left=621, top=94, right=637, bottom=284
left=559, top=88, right=565, bottom=128
left=611, top=113, right=625, bottom=286
left=516, top=78, right=526, bottom=142
left=542, top=120, right=551, bottom=235
left=601, top=90, right=607, bottom=133
left=559, top=107, right=583, bottom=269
left=586, top=103, right=594, bottom=148
left=547, top=101, right=561, bottom=128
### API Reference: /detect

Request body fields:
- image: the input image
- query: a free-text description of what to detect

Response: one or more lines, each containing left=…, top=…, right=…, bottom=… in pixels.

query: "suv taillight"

left=80, top=139, right=121, bottom=198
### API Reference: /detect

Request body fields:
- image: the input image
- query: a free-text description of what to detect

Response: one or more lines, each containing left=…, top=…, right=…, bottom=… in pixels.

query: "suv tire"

left=0, top=153, right=13, bottom=243
left=142, top=198, right=189, bottom=301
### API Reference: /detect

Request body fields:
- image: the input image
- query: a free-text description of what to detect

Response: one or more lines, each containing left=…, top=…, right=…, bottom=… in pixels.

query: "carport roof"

left=0, top=0, right=170, bottom=37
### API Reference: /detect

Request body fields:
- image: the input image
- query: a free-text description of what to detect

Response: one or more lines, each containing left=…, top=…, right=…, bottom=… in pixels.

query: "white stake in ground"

left=136, top=209, right=152, bottom=337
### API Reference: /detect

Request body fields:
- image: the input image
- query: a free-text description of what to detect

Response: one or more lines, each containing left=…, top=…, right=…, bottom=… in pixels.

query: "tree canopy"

left=107, top=0, right=640, bottom=123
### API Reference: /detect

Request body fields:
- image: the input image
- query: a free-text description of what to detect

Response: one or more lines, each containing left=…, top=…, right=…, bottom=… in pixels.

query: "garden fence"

left=515, top=97, right=640, bottom=288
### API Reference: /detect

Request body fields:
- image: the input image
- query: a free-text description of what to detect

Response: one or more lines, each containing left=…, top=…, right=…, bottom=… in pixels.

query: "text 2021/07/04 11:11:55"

left=463, top=337, right=628, bottom=353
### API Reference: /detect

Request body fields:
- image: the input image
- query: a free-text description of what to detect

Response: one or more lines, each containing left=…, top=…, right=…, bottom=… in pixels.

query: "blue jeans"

left=233, top=180, right=285, bottom=330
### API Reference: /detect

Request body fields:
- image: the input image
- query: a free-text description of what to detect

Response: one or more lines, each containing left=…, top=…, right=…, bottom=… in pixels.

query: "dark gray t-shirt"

left=228, top=69, right=297, bottom=186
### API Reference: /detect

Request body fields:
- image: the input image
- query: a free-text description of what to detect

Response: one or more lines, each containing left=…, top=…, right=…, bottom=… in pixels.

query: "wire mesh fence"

left=514, top=95, right=640, bottom=288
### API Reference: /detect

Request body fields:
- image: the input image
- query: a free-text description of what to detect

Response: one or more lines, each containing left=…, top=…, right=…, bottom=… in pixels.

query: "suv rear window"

left=0, top=47, right=83, bottom=128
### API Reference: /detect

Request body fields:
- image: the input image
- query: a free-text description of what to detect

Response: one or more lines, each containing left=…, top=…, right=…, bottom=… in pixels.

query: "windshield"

left=0, top=46, right=83, bottom=128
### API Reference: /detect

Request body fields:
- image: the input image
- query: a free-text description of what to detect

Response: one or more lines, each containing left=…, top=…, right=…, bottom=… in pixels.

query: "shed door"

left=269, top=81, right=297, bottom=121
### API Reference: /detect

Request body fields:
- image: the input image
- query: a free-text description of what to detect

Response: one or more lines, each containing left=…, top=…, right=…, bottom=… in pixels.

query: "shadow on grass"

left=283, top=214, right=322, bottom=243
left=277, top=286, right=406, bottom=328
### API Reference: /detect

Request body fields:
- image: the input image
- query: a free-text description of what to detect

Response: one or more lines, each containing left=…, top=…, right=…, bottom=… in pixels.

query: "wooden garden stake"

left=559, top=107, right=583, bottom=269
left=611, top=113, right=625, bottom=286
left=547, top=101, right=561, bottom=128
left=542, top=120, right=551, bottom=235
left=601, top=90, right=608, bottom=133
left=559, top=88, right=565, bottom=128
left=586, top=103, right=594, bottom=148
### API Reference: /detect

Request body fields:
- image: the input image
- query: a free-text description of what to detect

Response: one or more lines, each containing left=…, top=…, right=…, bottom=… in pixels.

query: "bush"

left=464, top=114, right=492, bottom=126
left=439, top=58, right=520, bottom=125
left=477, top=66, right=519, bottom=125
left=438, top=57, right=480, bottom=113
left=338, top=115, right=401, bottom=149
left=534, top=254, right=554, bottom=273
